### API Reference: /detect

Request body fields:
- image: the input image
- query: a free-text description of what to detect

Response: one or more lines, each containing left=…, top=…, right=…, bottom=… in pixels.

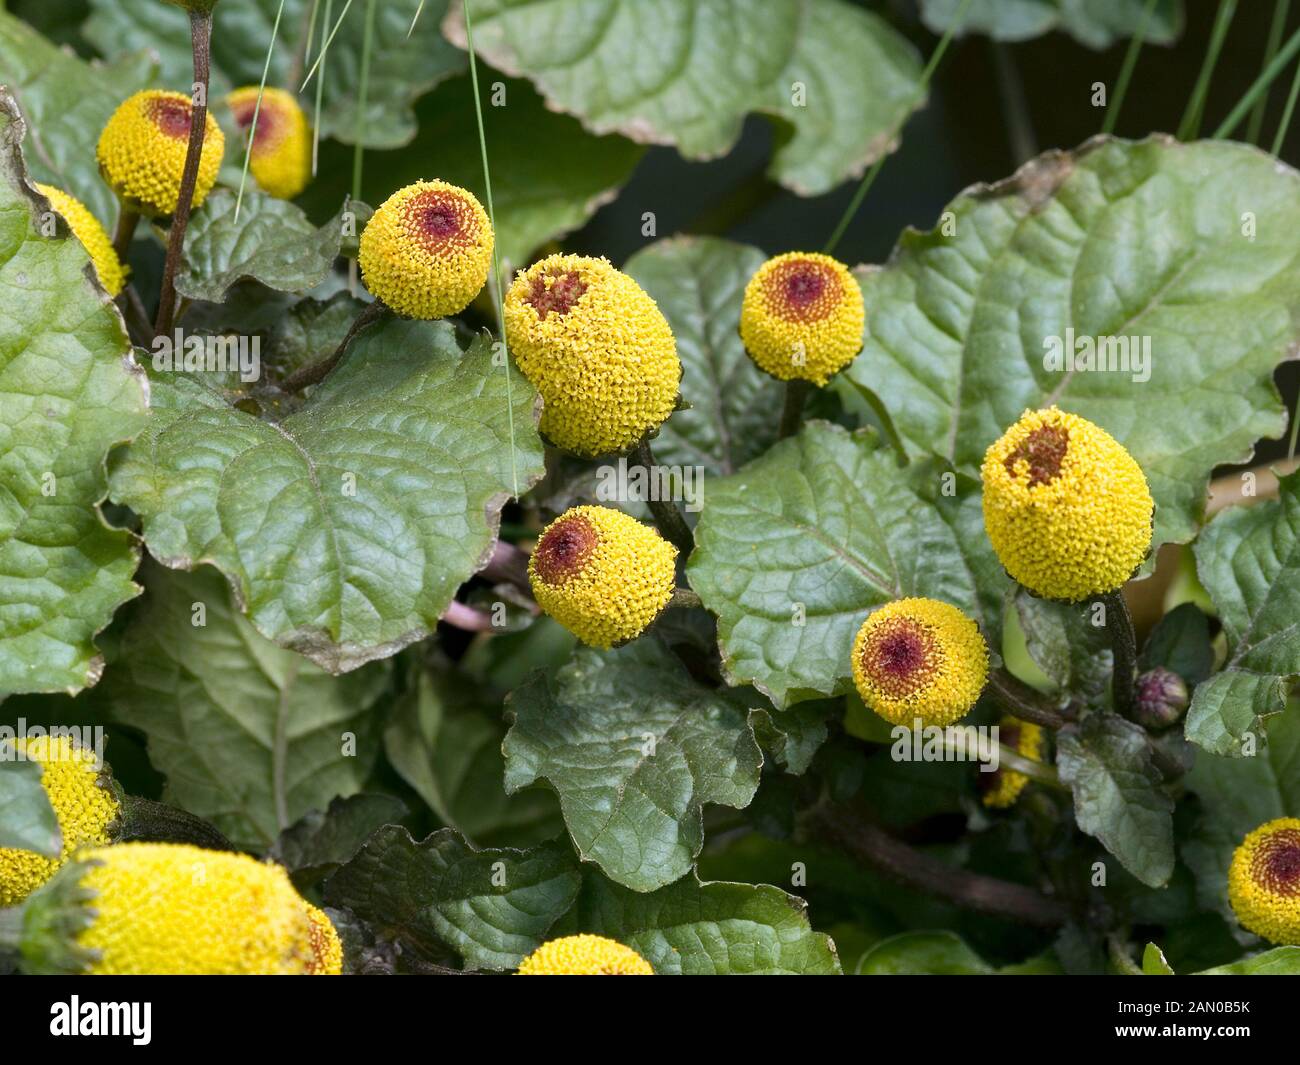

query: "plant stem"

left=986, top=667, right=1070, bottom=729
left=805, top=804, right=1068, bottom=926
left=1102, top=589, right=1138, bottom=717
left=279, top=300, right=387, bottom=392
left=669, top=587, right=702, bottom=609
left=153, top=10, right=212, bottom=341
left=440, top=599, right=495, bottom=632
left=990, top=42, right=1036, bottom=165
left=1273, top=48, right=1300, bottom=156
left=463, top=0, right=519, bottom=498
left=480, top=537, right=530, bottom=591
left=234, top=0, right=288, bottom=224
left=1247, top=0, right=1292, bottom=144
left=778, top=378, right=811, bottom=440
left=822, top=0, right=972, bottom=255
left=1101, top=0, right=1159, bottom=136
left=117, top=796, right=234, bottom=851
left=632, top=437, right=694, bottom=554
left=1214, top=25, right=1300, bottom=140
left=353, top=0, right=377, bottom=200
left=1177, top=0, right=1238, bottom=141
left=111, top=207, right=139, bottom=264
left=312, top=0, right=333, bottom=176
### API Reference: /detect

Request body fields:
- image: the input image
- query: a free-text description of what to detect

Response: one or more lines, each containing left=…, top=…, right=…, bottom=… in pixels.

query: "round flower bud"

left=0, top=735, right=119, bottom=907
left=979, top=715, right=1044, bottom=809
left=358, top=180, right=493, bottom=319
left=1133, top=667, right=1189, bottom=731
left=851, top=597, right=989, bottom=727
left=304, top=904, right=343, bottom=975
left=33, top=843, right=316, bottom=974
left=528, top=505, right=677, bottom=649
left=504, top=254, right=680, bottom=457
left=226, top=87, right=312, bottom=200
left=517, top=934, right=654, bottom=975
left=35, top=184, right=127, bottom=297
left=739, top=251, right=864, bottom=385
left=96, top=90, right=225, bottom=218
left=981, top=407, right=1154, bottom=602
left=1229, top=818, right=1300, bottom=945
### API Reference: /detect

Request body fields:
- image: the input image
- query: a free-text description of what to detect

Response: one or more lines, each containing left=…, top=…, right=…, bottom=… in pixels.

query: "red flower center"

left=1004, top=423, right=1070, bottom=487
left=401, top=188, right=479, bottom=253
left=1252, top=829, right=1300, bottom=897
left=533, top=515, right=598, bottom=585
left=147, top=97, right=194, bottom=141
left=526, top=270, right=588, bottom=320
left=860, top=617, right=940, bottom=700
left=230, top=98, right=281, bottom=154
left=761, top=259, right=842, bottom=323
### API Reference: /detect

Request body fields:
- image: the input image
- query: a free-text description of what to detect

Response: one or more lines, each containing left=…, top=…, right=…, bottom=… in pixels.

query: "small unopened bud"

left=1133, top=667, right=1189, bottom=730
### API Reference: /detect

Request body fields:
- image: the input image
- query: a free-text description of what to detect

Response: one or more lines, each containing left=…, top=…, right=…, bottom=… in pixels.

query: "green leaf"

left=384, top=664, right=563, bottom=848
left=0, top=12, right=155, bottom=227
left=1138, top=601, right=1214, bottom=687
left=269, top=793, right=408, bottom=884
left=84, top=0, right=465, bottom=150
left=323, top=825, right=582, bottom=970
left=1196, top=947, right=1300, bottom=975
left=919, top=0, right=1182, bottom=48
left=1015, top=591, right=1110, bottom=703
left=841, top=137, right=1300, bottom=558
left=1186, top=472, right=1300, bottom=756
left=1057, top=714, right=1174, bottom=888
left=174, top=190, right=354, bottom=303
left=102, top=562, right=392, bottom=849
left=686, top=421, right=1008, bottom=708
left=0, top=756, right=61, bottom=856
left=749, top=700, right=832, bottom=775
left=503, top=639, right=763, bottom=892
left=856, top=931, right=992, bottom=974
left=558, top=870, right=841, bottom=974
left=1142, top=941, right=1175, bottom=975
left=1184, top=705, right=1300, bottom=919
left=391, top=76, right=643, bottom=269
left=445, top=0, right=924, bottom=196
left=0, top=92, right=148, bottom=694
left=108, top=321, right=544, bottom=672
left=624, top=236, right=781, bottom=474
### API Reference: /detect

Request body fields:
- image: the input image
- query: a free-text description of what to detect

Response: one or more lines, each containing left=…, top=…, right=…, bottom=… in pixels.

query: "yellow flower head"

left=304, top=903, right=343, bottom=975
left=0, top=735, right=119, bottom=907
left=96, top=90, right=225, bottom=218
left=358, top=180, right=493, bottom=319
left=1228, top=818, right=1300, bottom=946
left=528, top=505, right=677, bottom=648
left=851, top=597, right=989, bottom=727
left=739, top=251, right=864, bottom=385
left=33, top=184, right=127, bottom=297
left=980, top=715, right=1044, bottom=809
left=70, top=843, right=315, bottom=974
left=504, top=254, right=680, bottom=456
left=227, top=87, right=312, bottom=200
left=517, top=934, right=654, bottom=975
left=981, top=407, right=1153, bottom=602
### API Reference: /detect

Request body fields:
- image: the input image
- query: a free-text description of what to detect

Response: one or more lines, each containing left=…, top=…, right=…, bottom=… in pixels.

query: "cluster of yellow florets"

left=980, top=715, right=1044, bottom=809
left=1228, top=818, right=1300, bottom=945
left=71, top=843, right=316, bottom=975
left=528, top=505, right=677, bottom=648
left=304, top=903, right=344, bottom=975
left=227, top=87, right=312, bottom=200
left=851, top=598, right=989, bottom=727
left=516, top=934, right=654, bottom=975
left=981, top=407, right=1153, bottom=602
left=358, top=180, right=493, bottom=319
left=505, top=254, right=681, bottom=456
left=0, top=735, right=119, bottom=907
left=96, top=90, right=224, bottom=217
left=739, top=251, right=864, bottom=385
left=34, top=184, right=127, bottom=297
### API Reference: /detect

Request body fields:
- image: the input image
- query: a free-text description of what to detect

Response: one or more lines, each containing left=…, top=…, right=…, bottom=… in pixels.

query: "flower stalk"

left=632, top=437, right=694, bottom=554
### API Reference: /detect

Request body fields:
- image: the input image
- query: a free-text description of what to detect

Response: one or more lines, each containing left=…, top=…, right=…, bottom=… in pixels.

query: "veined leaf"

left=920, top=0, right=1182, bottom=48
